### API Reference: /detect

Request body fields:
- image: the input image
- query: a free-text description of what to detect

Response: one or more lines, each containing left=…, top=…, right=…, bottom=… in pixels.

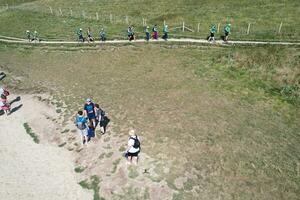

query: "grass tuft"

left=23, top=122, right=39, bottom=143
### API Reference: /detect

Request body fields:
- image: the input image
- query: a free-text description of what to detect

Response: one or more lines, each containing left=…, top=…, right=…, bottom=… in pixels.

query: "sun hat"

left=86, top=98, right=91, bottom=102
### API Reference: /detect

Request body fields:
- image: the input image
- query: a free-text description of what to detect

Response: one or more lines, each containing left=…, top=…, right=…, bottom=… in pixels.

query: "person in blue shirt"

left=84, top=98, right=97, bottom=128
left=75, top=110, right=88, bottom=145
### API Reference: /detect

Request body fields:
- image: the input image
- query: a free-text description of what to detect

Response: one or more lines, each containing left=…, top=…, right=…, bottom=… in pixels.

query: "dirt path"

left=0, top=35, right=299, bottom=46
left=0, top=94, right=92, bottom=200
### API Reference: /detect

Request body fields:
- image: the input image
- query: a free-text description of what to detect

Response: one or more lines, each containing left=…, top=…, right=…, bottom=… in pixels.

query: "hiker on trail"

left=223, top=23, right=231, bottom=42
left=84, top=98, right=97, bottom=128
left=207, top=24, right=217, bottom=42
left=152, top=24, right=158, bottom=40
left=99, top=28, right=106, bottom=41
left=125, top=129, right=141, bottom=165
left=77, top=28, right=84, bottom=42
left=87, top=122, right=95, bottom=141
left=95, top=104, right=108, bottom=134
left=127, top=26, right=135, bottom=41
left=87, top=27, right=94, bottom=42
left=33, top=30, right=39, bottom=42
left=75, top=110, right=89, bottom=145
left=0, top=88, right=11, bottom=115
left=145, top=26, right=150, bottom=41
left=26, top=30, right=31, bottom=42
left=162, top=24, right=169, bottom=41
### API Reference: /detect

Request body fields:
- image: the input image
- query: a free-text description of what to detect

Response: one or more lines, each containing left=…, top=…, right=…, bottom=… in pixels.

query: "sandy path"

left=0, top=95, right=91, bottom=200
left=0, top=35, right=299, bottom=46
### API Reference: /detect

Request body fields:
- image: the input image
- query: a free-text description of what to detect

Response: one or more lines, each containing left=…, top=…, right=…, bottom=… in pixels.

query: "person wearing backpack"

left=95, top=104, right=108, bottom=134
left=75, top=110, right=88, bottom=145
left=152, top=24, right=158, bottom=40
left=126, top=129, right=140, bottom=165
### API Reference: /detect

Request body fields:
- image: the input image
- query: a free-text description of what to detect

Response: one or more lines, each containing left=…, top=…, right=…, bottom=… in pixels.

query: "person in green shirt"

left=33, top=30, right=39, bottom=42
left=77, top=28, right=84, bottom=42
left=100, top=28, right=106, bottom=42
left=207, top=24, right=216, bottom=42
left=145, top=26, right=150, bottom=41
left=162, top=24, right=169, bottom=41
left=26, top=30, right=31, bottom=42
left=127, top=26, right=135, bottom=41
left=223, top=23, right=231, bottom=42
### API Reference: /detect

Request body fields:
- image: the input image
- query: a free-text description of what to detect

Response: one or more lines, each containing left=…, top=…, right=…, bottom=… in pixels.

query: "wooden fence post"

left=82, top=10, right=85, bottom=19
left=110, top=14, right=113, bottom=23
left=49, top=6, right=53, bottom=14
left=182, top=21, right=185, bottom=32
left=197, top=23, right=200, bottom=32
left=164, top=20, right=166, bottom=26
left=278, top=22, right=283, bottom=34
left=247, top=23, right=251, bottom=34
left=59, top=8, right=63, bottom=16
left=125, top=16, right=129, bottom=24
left=96, top=12, right=99, bottom=20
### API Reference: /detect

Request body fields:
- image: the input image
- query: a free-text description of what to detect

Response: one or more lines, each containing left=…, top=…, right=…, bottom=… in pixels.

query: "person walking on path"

left=127, top=26, right=135, bottom=41
left=26, top=30, right=31, bottom=42
left=152, top=24, right=158, bottom=40
left=33, top=30, right=39, bottom=42
left=125, top=129, right=141, bottom=165
left=84, top=98, right=97, bottom=128
left=87, top=27, right=94, bottom=42
left=75, top=110, right=89, bottom=145
left=99, top=28, right=106, bottom=41
left=223, top=23, right=231, bottom=42
left=95, top=104, right=107, bottom=134
left=207, top=24, right=217, bottom=42
left=145, top=26, right=150, bottom=41
left=77, top=28, right=84, bottom=42
left=162, top=24, right=169, bottom=41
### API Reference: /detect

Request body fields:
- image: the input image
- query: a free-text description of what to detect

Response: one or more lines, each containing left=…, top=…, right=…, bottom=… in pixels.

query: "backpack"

left=76, top=116, right=86, bottom=130
left=130, top=135, right=140, bottom=149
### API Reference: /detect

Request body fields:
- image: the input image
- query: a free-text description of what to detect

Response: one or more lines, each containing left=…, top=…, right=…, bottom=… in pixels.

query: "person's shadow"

left=9, top=104, right=23, bottom=115
left=9, top=96, right=21, bottom=106
left=0, top=72, right=6, bottom=81
left=102, top=116, right=110, bottom=133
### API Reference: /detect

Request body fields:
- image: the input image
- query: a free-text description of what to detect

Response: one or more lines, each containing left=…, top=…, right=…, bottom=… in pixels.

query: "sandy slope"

left=0, top=95, right=92, bottom=200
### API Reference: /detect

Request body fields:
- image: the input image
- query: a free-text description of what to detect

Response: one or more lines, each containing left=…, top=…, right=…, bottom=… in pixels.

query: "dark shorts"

left=210, top=32, right=214, bottom=37
left=87, top=112, right=96, bottom=119
left=225, top=31, right=229, bottom=36
left=127, top=151, right=140, bottom=157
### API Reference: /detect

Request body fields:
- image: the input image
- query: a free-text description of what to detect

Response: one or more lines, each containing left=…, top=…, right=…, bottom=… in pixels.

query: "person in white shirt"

left=126, top=129, right=140, bottom=165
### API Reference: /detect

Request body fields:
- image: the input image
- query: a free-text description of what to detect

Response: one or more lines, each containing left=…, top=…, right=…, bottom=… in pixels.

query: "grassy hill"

left=0, top=0, right=299, bottom=41
left=0, top=43, right=299, bottom=199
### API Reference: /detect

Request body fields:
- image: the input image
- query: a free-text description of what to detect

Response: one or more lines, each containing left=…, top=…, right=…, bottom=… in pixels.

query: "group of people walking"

left=26, top=30, right=39, bottom=42
left=26, top=23, right=231, bottom=43
left=207, top=23, right=231, bottom=42
left=77, top=27, right=106, bottom=42
left=74, top=98, right=140, bottom=165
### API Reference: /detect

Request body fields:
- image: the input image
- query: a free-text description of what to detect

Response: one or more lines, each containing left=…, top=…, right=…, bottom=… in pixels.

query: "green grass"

left=74, top=166, right=86, bottom=173
left=0, top=0, right=299, bottom=41
left=128, top=166, right=139, bottom=179
left=78, top=175, right=104, bottom=200
left=1, top=43, right=299, bottom=199
left=111, top=158, right=121, bottom=174
left=23, top=122, right=39, bottom=143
